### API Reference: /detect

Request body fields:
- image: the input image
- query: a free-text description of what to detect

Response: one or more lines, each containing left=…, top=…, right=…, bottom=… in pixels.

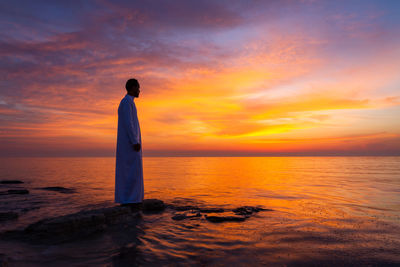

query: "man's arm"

left=120, top=100, right=140, bottom=151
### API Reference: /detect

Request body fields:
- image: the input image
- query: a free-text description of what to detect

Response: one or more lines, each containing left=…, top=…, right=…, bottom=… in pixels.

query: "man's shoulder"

left=120, top=95, right=131, bottom=104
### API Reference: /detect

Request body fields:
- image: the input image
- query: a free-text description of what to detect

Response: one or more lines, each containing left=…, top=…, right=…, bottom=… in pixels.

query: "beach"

left=1, top=156, right=400, bottom=266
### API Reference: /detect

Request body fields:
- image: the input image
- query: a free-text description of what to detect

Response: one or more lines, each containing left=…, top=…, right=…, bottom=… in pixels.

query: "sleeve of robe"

left=120, top=99, right=140, bottom=145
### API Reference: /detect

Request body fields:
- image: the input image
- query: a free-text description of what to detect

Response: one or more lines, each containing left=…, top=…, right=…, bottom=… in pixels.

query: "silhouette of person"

left=115, top=78, right=143, bottom=207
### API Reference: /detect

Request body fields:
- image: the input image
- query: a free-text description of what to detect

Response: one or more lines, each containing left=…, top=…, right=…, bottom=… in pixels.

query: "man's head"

left=125, top=78, right=140, bottom=98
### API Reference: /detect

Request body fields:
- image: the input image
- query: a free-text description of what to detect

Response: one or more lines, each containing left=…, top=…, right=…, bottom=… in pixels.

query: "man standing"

left=115, top=78, right=144, bottom=206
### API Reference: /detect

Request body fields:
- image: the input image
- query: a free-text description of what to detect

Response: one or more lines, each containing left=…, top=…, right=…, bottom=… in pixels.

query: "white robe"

left=115, top=94, right=144, bottom=204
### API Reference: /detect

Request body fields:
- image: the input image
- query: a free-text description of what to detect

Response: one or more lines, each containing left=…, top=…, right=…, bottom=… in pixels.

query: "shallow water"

left=1, top=156, right=400, bottom=265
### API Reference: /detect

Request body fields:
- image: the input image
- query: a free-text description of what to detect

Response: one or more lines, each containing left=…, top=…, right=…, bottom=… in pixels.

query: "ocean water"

left=0, top=156, right=400, bottom=266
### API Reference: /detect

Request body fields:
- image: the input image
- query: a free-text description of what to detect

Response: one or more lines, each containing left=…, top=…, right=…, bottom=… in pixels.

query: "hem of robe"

left=114, top=200, right=143, bottom=204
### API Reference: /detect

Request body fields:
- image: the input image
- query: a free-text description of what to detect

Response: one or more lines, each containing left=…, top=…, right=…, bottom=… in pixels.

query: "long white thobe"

left=115, top=94, right=144, bottom=204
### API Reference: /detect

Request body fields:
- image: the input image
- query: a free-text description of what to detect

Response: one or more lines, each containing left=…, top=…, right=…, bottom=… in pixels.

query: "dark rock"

left=205, top=214, right=246, bottom=223
left=120, top=202, right=142, bottom=212
left=199, top=207, right=225, bottom=213
left=202, top=206, right=270, bottom=222
left=1, top=198, right=169, bottom=243
left=172, top=210, right=201, bottom=221
left=7, top=189, right=29, bottom=195
left=232, top=206, right=272, bottom=216
left=0, top=212, right=19, bottom=222
left=142, top=199, right=165, bottom=213
left=0, top=180, right=24, bottom=184
left=38, top=187, right=76, bottom=194
left=23, top=205, right=140, bottom=242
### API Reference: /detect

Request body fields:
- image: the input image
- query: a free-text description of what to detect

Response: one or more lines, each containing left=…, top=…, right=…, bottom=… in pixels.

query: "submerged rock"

left=7, top=189, right=29, bottom=195
left=232, top=206, right=271, bottom=216
left=168, top=205, right=225, bottom=213
left=38, top=187, right=76, bottom=194
left=0, top=212, right=19, bottom=222
left=0, top=180, right=24, bottom=184
left=205, top=213, right=246, bottom=222
left=199, top=207, right=225, bottom=213
left=172, top=210, right=201, bottom=221
left=167, top=203, right=271, bottom=222
left=142, top=199, right=165, bottom=213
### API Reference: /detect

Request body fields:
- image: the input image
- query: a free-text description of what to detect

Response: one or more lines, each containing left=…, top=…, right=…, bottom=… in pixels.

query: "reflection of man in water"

left=115, top=78, right=143, bottom=207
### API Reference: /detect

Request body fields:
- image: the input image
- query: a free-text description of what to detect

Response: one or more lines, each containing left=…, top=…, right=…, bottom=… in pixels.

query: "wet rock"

left=38, top=187, right=76, bottom=194
left=172, top=213, right=187, bottom=220
left=0, top=212, right=18, bottom=222
left=0, top=180, right=24, bottom=184
left=120, top=202, right=142, bottom=212
left=204, top=205, right=272, bottom=223
left=205, top=213, right=246, bottom=223
left=7, top=189, right=29, bottom=195
left=172, top=210, right=201, bottom=221
left=142, top=199, right=165, bottom=213
left=23, top=205, right=140, bottom=242
left=232, top=206, right=272, bottom=216
left=199, top=207, right=225, bottom=213
left=1, top=198, right=164, bottom=243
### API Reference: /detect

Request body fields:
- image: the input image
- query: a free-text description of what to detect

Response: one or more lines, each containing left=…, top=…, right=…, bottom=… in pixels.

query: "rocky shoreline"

left=0, top=180, right=273, bottom=265
left=1, top=198, right=271, bottom=244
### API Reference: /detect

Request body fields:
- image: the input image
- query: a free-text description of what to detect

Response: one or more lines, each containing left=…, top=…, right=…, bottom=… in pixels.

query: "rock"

left=142, top=199, right=165, bottom=213
left=0, top=180, right=23, bottom=184
left=7, top=189, right=29, bottom=195
left=119, top=203, right=142, bottom=213
left=2, top=198, right=165, bottom=243
left=171, top=213, right=187, bottom=221
left=199, top=207, right=225, bottom=213
left=232, top=206, right=272, bottom=216
left=172, top=211, right=201, bottom=221
left=205, top=214, right=246, bottom=223
left=23, top=205, right=140, bottom=242
left=38, top=187, right=76, bottom=194
left=202, top=206, right=271, bottom=222
left=0, top=212, right=19, bottom=222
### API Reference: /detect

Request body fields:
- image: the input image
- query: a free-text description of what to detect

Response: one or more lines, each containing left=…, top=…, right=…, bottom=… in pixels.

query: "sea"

left=0, top=156, right=399, bottom=266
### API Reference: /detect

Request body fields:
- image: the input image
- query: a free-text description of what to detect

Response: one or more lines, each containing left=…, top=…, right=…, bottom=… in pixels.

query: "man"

left=115, top=78, right=144, bottom=206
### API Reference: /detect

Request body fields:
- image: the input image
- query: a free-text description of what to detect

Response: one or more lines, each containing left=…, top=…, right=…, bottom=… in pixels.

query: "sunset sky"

left=1, top=0, right=399, bottom=156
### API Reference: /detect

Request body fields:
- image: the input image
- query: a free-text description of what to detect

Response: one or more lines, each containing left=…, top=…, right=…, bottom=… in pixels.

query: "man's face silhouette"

left=129, top=84, right=140, bottom=98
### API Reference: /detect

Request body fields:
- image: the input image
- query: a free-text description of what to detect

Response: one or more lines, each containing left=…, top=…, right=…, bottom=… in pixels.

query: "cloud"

left=0, top=0, right=399, bottom=156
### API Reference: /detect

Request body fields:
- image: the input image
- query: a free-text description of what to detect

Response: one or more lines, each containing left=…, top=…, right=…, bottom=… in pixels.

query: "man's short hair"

left=125, top=78, right=139, bottom=91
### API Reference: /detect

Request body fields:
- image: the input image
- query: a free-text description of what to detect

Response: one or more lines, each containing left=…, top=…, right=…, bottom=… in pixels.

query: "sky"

left=0, top=0, right=400, bottom=157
